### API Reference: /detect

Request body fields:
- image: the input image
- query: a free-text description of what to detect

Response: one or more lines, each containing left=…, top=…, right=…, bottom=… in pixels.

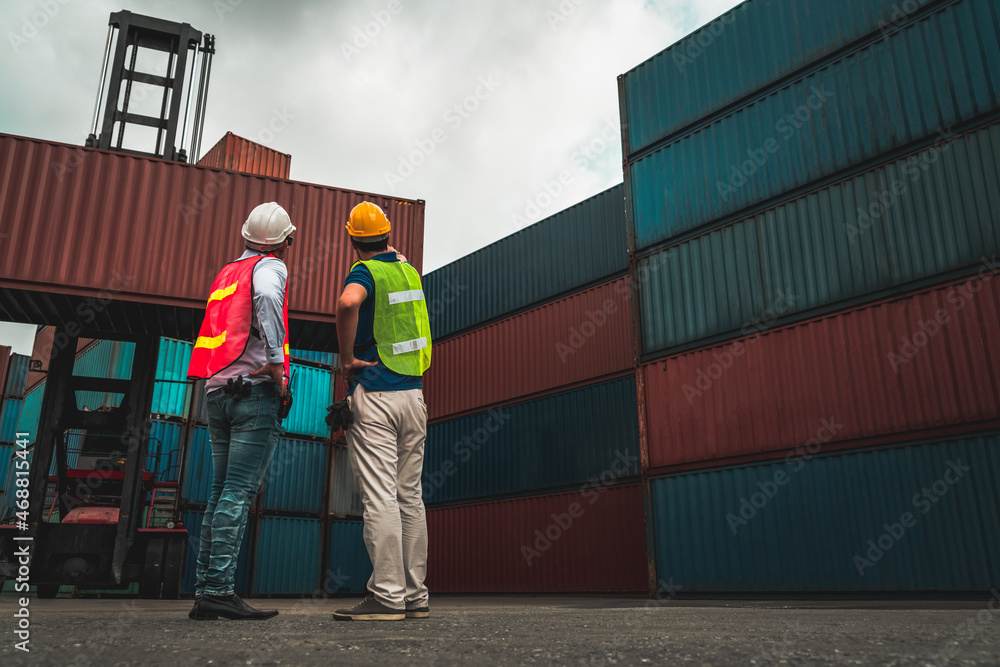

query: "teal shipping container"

left=638, top=120, right=1000, bottom=357
left=327, top=520, right=373, bottom=594
left=624, top=0, right=1000, bottom=250
left=151, top=338, right=194, bottom=417
left=0, top=444, right=11, bottom=508
left=289, top=348, right=338, bottom=367
left=423, top=375, right=640, bottom=505
left=180, top=510, right=251, bottom=595
left=147, top=420, right=183, bottom=482
left=621, top=0, right=936, bottom=153
left=181, top=425, right=212, bottom=505
left=3, top=353, right=30, bottom=397
left=14, top=384, right=42, bottom=445
left=423, top=185, right=627, bottom=340
left=329, top=445, right=363, bottom=517
left=649, top=434, right=1000, bottom=592
left=262, top=438, right=328, bottom=513
left=282, top=363, right=332, bottom=438
left=0, top=398, right=22, bottom=443
left=253, top=516, right=321, bottom=595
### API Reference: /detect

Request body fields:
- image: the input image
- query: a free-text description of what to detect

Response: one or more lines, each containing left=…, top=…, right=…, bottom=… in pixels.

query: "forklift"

left=0, top=330, right=186, bottom=598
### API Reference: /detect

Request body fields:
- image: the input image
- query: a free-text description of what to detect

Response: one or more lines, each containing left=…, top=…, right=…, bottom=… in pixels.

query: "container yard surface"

left=2, top=595, right=999, bottom=666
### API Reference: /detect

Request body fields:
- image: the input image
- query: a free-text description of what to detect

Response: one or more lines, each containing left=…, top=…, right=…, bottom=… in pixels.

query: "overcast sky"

left=0, top=0, right=741, bottom=351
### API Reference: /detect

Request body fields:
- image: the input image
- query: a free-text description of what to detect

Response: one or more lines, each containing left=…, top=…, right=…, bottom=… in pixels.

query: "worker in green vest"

left=333, top=201, right=432, bottom=622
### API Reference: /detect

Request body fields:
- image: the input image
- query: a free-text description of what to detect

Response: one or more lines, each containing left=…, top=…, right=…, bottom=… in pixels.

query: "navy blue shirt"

left=344, top=252, right=423, bottom=395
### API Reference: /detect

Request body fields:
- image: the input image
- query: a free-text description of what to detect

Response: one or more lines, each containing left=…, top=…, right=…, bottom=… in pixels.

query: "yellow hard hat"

left=346, top=202, right=390, bottom=240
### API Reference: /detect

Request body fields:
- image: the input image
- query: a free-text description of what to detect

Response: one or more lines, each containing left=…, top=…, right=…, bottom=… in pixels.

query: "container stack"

left=420, top=185, right=647, bottom=593
left=619, top=0, right=1000, bottom=593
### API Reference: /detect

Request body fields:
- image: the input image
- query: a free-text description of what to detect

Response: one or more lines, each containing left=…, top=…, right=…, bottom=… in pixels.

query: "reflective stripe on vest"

left=187, top=254, right=291, bottom=380
left=353, top=258, right=432, bottom=377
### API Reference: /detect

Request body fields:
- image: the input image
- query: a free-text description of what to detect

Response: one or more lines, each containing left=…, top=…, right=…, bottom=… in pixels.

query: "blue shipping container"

left=147, top=420, right=183, bottom=482
left=0, top=398, right=22, bottom=442
left=638, top=119, right=1000, bottom=356
left=152, top=338, right=194, bottom=417
left=424, top=185, right=627, bottom=340
left=253, top=516, right=321, bottom=595
left=290, top=348, right=338, bottom=367
left=3, top=353, right=30, bottom=397
left=327, top=520, right=372, bottom=594
left=14, top=384, right=42, bottom=445
left=181, top=425, right=212, bottom=505
left=627, top=0, right=1000, bottom=250
left=180, top=510, right=251, bottom=595
left=282, top=363, right=332, bottom=438
left=621, top=0, right=936, bottom=154
left=262, top=438, right=328, bottom=513
left=649, top=434, right=1000, bottom=592
left=423, top=375, right=640, bottom=505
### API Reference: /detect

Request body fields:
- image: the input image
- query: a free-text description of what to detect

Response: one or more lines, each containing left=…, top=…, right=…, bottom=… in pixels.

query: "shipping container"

left=189, top=379, right=209, bottom=424
left=0, top=398, right=22, bottom=443
left=152, top=338, right=194, bottom=417
left=0, top=133, right=424, bottom=342
left=147, top=420, right=183, bottom=482
left=282, top=363, right=333, bottom=438
left=645, top=273, right=1000, bottom=472
left=181, top=425, right=212, bottom=505
left=197, top=131, right=292, bottom=179
left=423, top=185, right=627, bottom=340
left=0, top=444, right=11, bottom=508
left=649, top=434, right=1000, bottom=592
left=0, top=345, right=10, bottom=397
left=424, top=376, right=640, bottom=505
left=289, top=348, right=337, bottom=367
left=621, top=0, right=936, bottom=154
left=626, top=0, right=1000, bottom=250
left=638, top=120, right=1000, bottom=356
left=427, top=483, right=647, bottom=592
left=3, top=353, right=29, bottom=397
left=180, top=510, right=251, bottom=595
left=262, top=438, right=328, bottom=513
left=424, top=278, right=633, bottom=421
left=253, top=516, right=321, bottom=595
left=15, top=382, right=42, bottom=444
left=327, top=519, right=372, bottom=594
left=329, top=445, right=363, bottom=517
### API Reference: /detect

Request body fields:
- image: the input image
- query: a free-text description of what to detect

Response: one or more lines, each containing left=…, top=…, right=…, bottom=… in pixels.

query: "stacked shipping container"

left=619, top=0, right=1000, bottom=593
left=420, top=185, right=647, bottom=592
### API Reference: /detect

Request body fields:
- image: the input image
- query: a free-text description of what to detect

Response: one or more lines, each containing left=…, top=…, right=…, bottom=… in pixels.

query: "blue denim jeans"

left=195, top=384, right=282, bottom=596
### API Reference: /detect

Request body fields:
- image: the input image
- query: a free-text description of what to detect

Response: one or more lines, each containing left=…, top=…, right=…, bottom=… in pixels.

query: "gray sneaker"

left=333, top=594, right=405, bottom=621
left=406, top=605, right=430, bottom=619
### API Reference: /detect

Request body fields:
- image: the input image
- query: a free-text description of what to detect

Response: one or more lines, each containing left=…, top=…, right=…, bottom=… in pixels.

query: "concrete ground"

left=1, top=596, right=999, bottom=666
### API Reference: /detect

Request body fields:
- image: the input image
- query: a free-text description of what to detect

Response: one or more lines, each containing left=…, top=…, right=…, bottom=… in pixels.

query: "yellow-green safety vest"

left=353, top=259, right=432, bottom=377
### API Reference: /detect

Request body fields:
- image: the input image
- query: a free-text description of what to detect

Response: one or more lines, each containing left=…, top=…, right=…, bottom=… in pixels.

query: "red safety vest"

left=187, top=254, right=290, bottom=380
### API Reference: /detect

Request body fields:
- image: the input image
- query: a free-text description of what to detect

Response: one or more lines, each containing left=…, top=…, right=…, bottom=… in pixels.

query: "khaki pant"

left=346, top=384, right=429, bottom=610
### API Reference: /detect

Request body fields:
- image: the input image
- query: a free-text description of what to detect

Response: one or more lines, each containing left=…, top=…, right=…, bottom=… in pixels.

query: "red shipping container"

left=0, top=133, right=424, bottom=329
left=197, top=132, right=292, bottom=180
left=424, top=277, right=633, bottom=421
left=426, top=483, right=647, bottom=593
left=645, top=272, right=1000, bottom=472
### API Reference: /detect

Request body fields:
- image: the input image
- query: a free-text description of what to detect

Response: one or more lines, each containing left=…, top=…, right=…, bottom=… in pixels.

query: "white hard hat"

left=242, top=202, right=295, bottom=250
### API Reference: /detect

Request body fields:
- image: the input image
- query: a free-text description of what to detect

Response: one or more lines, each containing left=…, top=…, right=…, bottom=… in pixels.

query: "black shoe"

left=188, top=598, right=201, bottom=619
left=405, top=604, right=430, bottom=619
left=193, top=594, right=279, bottom=620
left=333, top=594, right=405, bottom=621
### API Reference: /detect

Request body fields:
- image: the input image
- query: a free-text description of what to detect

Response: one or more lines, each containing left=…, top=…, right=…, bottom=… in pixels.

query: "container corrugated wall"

left=423, top=376, right=640, bottom=505
left=638, top=120, right=1000, bottom=356
left=327, top=520, right=372, bottom=593
left=289, top=348, right=338, bottom=367
left=621, top=0, right=936, bottom=153
left=423, top=185, right=627, bottom=340
left=197, top=131, right=292, bottom=179
left=0, top=444, right=12, bottom=497
left=181, top=425, right=212, bottom=505
left=152, top=338, right=193, bottom=417
left=0, top=346, right=11, bottom=397
left=427, top=484, right=647, bottom=592
left=3, top=353, right=29, bottom=397
left=253, top=516, right=321, bottom=595
left=146, top=420, right=183, bottom=482
left=262, top=438, right=327, bottom=513
left=424, top=278, right=633, bottom=421
left=649, top=435, right=1000, bottom=592
left=646, top=273, right=1000, bottom=472
left=0, top=399, right=22, bottom=443
left=329, top=445, right=363, bottom=517
left=15, top=383, right=42, bottom=443
left=627, top=0, right=1000, bottom=251
left=0, top=133, right=425, bottom=324
left=282, top=363, right=332, bottom=438
left=180, top=510, right=251, bottom=595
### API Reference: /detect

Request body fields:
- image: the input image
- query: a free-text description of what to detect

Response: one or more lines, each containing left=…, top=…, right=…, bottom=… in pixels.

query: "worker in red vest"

left=186, top=202, right=294, bottom=621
